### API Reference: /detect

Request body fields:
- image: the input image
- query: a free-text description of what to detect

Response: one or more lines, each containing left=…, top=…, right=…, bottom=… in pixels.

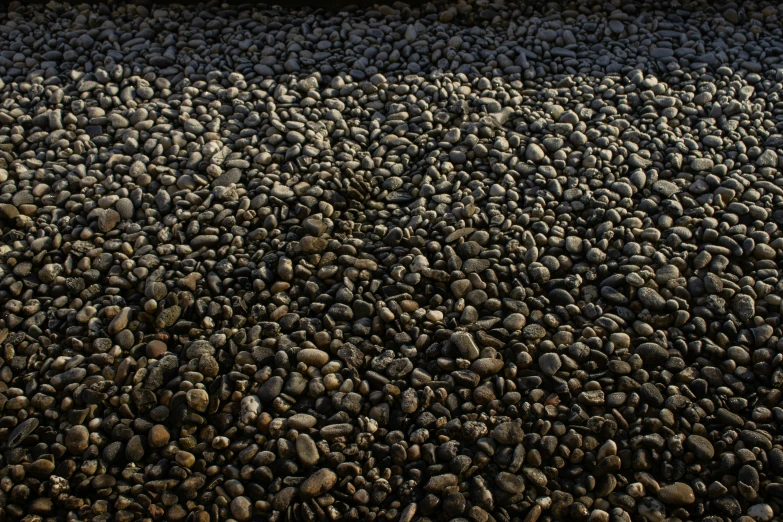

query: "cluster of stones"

left=0, top=1, right=782, bottom=522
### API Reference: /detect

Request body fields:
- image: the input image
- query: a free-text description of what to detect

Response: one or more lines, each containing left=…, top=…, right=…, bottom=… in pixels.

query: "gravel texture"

left=1, top=1, right=783, bottom=522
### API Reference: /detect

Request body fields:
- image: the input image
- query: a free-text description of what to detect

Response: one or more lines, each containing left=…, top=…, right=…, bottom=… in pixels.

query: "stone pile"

left=0, top=1, right=782, bottom=522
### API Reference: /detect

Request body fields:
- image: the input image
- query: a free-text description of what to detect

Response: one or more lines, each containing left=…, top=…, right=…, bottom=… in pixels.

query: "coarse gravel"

left=1, top=1, right=783, bottom=522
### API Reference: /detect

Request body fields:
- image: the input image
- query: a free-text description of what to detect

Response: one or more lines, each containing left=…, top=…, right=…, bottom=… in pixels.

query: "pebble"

left=259, top=376, right=284, bottom=402
left=145, top=340, right=167, bottom=359
left=186, top=389, right=209, bottom=412
left=748, top=504, right=774, bottom=522
left=297, top=348, right=329, bottom=367
left=526, top=143, right=545, bottom=161
left=685, top=434, right=715, bottom=460
left=657, top=483, right=696, bottom=505
left=296, top=434, right=320, bottom=467
left=492, top=422, right=525, bottom=445
left=230, top=496, right=253, bottom=521
left=0, top=2, right=781, bottom=522
left=299, top=469, right=337, bottom=499
left=638, top=498, right=666, bottom=522
left=65, top=425, right=89, bottom=455
left=7, top=418, right=38, bottom=448
left=148, top=425, right=170, bottom=448
left=451, top=331, right=480, bottom=360
left=538, top=352, right=561, bottom=376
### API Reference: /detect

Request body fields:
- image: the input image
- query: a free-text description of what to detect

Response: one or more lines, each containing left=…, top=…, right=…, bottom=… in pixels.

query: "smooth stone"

left=186, top=389, right=209, bottom=412
left=539, top=353, right=561, bottom=376
left=146, top=340, right=167, bottom=358
left=65, top=425, right=89, bottom=455
left=492, top=422, right=524, bottom=445
left=287, top=414, right=317, bottom=430
left=657, top=483, right=695, bottom=505
left=503, top=313, right=526, bottom=331
left=259, top=376, right=284, bottom=402
left=230, top=496, right=253, bottom=521
left=685, top=434, right=714, bottom=460
left=299, top=468, right=337, bottom=498
left=149, top=425, right=170, bottom=448
left=297, top=348, right=329, bottom=367
left=451, top=331, right=480, bottom=360
left=296, top=434, right=319, bottom=467
left=748, top=504, right=774, bottom=522
left=8, top=418, right=39, bottom=448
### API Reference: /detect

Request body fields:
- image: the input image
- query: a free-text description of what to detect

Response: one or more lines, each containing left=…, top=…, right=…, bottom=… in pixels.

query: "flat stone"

left=657, top=483, right=695, bottom=505
left=299, top=468, right=337, bottom=498
left=451, top=331, right=480, bottom=360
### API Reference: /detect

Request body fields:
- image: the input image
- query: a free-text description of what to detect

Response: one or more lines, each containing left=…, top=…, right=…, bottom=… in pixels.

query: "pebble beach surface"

left=1, top=1, right=783, bottom=522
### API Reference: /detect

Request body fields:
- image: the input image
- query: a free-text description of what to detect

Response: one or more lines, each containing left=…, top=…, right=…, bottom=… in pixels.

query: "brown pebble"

left=148, top=424, right=170, bottom=448
left=65, top=425, right=90, bottom=455
left=146, top=340, right=168, bottom=358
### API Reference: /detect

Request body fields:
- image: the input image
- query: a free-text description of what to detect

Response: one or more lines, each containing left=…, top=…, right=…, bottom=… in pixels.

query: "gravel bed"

left=1, top=1, right=783, bottom=522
